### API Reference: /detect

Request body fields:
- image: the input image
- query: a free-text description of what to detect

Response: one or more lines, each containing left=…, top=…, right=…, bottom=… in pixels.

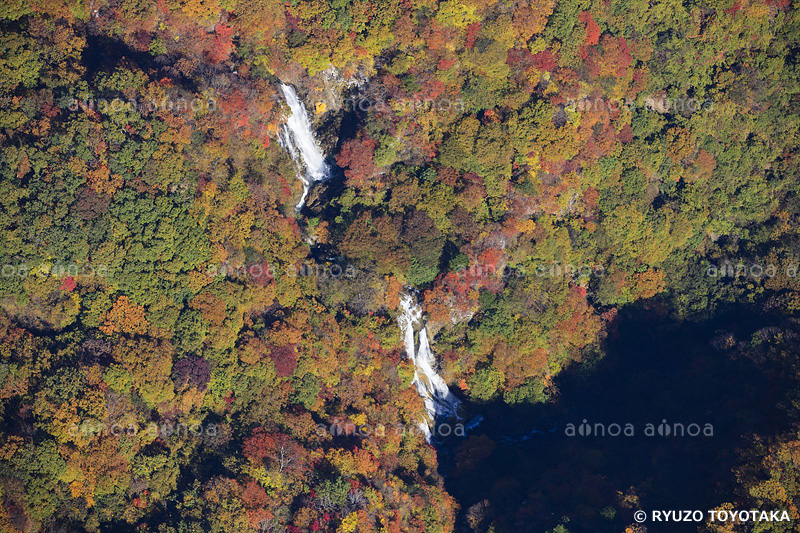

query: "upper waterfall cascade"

left=277, top=83, right=331, bottom=210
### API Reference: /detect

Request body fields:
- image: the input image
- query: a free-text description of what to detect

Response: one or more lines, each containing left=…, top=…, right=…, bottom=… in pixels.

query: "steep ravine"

left=277, top=83, right=331, bottom=211
left=277, top=83, right=461, bottom=441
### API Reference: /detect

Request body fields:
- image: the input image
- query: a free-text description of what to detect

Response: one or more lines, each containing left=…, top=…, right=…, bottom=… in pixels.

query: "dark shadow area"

left=302, top=166, right=346, bottom=228
left=334, top=98, right=361, bottom=151
left=83, top=32, right=198, bottom=92
left=83, top=33, right=157, bottom=79
left=298, top=89, right=357, bottom=237
left=438, top=302, right=799, bottom=532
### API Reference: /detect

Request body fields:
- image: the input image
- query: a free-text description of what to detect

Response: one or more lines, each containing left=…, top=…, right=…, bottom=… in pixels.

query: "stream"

left=278, top=83, right=460, bottom=441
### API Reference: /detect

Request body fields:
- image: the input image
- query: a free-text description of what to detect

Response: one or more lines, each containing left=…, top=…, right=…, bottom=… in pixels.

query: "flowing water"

left=277, top=82, right=459, bottom=440
left=397, top=291, right=461, bottom=441
left=277, top=83, right=330, bottom=210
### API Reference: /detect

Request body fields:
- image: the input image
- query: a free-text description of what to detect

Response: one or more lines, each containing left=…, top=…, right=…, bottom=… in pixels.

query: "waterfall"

left=277, top=83, right=330, bottom=210
left=276, top=82, right=459, bottom=441
left=398, top=291, right=461, bottom=441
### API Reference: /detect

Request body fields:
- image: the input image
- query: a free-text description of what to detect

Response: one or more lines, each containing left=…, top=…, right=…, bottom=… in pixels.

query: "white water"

left=276, top=82, right=457, bottom=440
left=398, top=291, right=461, bottom=441
left=277, top=83, right=330, bottom=210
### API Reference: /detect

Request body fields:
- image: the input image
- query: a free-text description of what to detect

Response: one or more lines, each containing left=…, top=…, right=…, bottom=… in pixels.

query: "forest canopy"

left=0, top=0, right=799, bottom=531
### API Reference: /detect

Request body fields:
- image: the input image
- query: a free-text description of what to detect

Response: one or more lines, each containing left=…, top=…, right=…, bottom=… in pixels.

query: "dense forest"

left=0, top=0, right=799, bottom=531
